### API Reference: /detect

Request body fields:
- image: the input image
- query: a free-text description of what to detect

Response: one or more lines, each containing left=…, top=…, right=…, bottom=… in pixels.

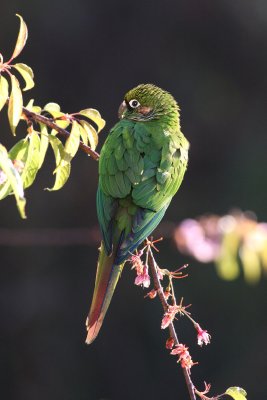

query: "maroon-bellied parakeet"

left=86, top=84, right=189, bottom=344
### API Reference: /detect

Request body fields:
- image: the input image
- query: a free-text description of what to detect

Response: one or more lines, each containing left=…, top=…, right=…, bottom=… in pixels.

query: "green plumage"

left=86, top=84, right=189, bottom=344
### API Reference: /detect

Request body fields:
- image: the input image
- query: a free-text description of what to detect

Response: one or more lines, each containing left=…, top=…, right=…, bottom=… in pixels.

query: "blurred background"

left=1, top=0, right=267, bottom=399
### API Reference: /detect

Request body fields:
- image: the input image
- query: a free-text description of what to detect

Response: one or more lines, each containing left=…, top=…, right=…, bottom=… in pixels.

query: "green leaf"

left=0, top=143, right=26, bottom=218
left=10, top=14, right=28, bottom=61
left=25, top=99, right=42, bottom=114
left=8, top=74, right=23, bottom=135
left=0, top=75, right=9, bottom=112
left=225, top=387, right=247, bottom=400
left=9, top=138, right=29, bottom=161
left=43, top=103, right=70, bottom=128
left=79, top=124, right=88, bottom=146
left=0, top=139, right=28, bottom=200
left=47, top=136, right=71, bottom=191
left=79, top=120, right=98, bottom=150
left=38, top=124, right=49, bottom=169
left=57, top=120, right=80, bottom=168
left=13, top=63, right=34, bottom=91
left=78, top=108, right=105, bottom=132
left=44, top=103, right=61, bottom=113
left=21, top=132, right=40, bottom=188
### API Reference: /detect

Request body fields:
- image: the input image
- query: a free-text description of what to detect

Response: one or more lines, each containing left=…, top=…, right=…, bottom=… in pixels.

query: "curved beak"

left=118, top=100, right=127, bottom=119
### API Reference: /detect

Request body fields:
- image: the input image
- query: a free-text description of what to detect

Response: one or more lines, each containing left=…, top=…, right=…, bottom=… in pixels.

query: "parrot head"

left=118, top=83, right=180, bottom=122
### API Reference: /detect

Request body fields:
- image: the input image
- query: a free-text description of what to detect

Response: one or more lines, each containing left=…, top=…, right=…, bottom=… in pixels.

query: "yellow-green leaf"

left=79, top=120, right=98, bottom=150
left=47, top=136, right=71, bottom=191
left=25, top=99, right=42, bottom=114
left=44, top=102, right=61, bottom=113
left=57, top=120, right=80, bottom=168
left=215, top=231, right=240, bottom=280
left=10, top=14, right=28, bottom=61
left=38, top=124, right=49, bottom=169
left=8, top=75, right=23, bottom=135
left=9, top=138, right=29, bottom=161
left=79, top=124, right=88, bottom=146
left=43, top=103, right=71, bottom=128
left=0, top=180, right=12, bottom=200
left=0, top=75, right=9, bottom=112
left=13, top=63, right=34, bottom=91
left=0, top=143, right=26, bottom=218
left=225, top=386, right=247, bottom=400
left=21, top=132, right=40, bottom=188
left=239, top=245, right=261, bottom=284
left=0, top=138, right=28, bottom=200
left=78, top=108, right=105, bottom=132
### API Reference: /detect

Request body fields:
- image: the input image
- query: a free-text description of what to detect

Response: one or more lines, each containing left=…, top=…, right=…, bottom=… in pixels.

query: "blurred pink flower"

left=174, top=219, right=220, bottom=262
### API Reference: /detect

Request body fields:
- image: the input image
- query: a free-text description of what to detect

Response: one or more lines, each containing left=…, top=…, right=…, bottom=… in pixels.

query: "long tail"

left=85, top=242, right=124, bottom=344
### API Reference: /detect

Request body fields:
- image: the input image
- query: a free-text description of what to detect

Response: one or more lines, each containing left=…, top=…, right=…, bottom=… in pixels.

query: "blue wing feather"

left=115, top=201, right=170, bottom=264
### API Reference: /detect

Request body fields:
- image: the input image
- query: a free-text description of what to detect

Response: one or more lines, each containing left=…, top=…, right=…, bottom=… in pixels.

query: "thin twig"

left=147, top=248, right=197, bottom=400
left=22, top=106, right=100, bottom=160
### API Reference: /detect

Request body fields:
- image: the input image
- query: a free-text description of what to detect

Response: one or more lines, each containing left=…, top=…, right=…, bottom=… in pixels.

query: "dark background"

left=1, top=1, right=267, bottom=399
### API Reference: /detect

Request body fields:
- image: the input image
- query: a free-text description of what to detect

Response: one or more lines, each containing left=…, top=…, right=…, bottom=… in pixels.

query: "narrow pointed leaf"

left=78, top=108, right=105, bottom=132
left=57, top=120, right=80, bottom=168
left=21, top=132, right=40, bottom=188
left=225, top=387, right=247, bottom=400
left=8, top=75, right=23, bottom=135
left=10, top=15, right=28, bottom=61
left=0, top=144, right=26, bottom=218
left=38, top=124, right=49, bottom=169
left=13, top=63, right=34, bottom=91
left=80, top=120, right=98, bottom=150
left=0, top=75, right=9, bottom=112
left=47, top=136, right=71, bottom=191
left=78, top=123, right=88, bottom=146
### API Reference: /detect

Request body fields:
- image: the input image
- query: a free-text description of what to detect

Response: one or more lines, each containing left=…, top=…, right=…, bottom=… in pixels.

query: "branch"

left=147, top=248, right=197, bottom=400
left=22, top=106, right=100, bottom=160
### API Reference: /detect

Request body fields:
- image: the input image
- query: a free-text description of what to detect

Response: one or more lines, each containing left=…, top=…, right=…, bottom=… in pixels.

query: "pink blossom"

left=134, top=266, right=151, bottom=288
left=171, top=344, right=197, bottom=370
left=129, top=252, right=151, bottom=288
left=195, top=323, right=211, bottom=346
left=170, top=343, right=189, bottom=356
left=130, top=253, right=144, bottom=275
left=161, top=305, right=178, bottom=329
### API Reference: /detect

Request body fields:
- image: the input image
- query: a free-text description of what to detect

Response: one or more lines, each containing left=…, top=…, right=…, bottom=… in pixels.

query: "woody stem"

left=147, top=247, right=196, bottom=400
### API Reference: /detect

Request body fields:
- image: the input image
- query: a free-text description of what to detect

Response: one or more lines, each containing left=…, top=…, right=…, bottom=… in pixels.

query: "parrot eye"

left=129, top=99, right=140, bottom=109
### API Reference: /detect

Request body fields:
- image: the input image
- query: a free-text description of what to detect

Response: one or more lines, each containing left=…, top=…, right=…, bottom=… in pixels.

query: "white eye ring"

left=129, top=99, right=140, bottom=108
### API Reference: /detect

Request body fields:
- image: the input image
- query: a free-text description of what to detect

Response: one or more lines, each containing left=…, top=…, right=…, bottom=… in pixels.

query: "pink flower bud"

left=165, top=337, right=175, bottom=349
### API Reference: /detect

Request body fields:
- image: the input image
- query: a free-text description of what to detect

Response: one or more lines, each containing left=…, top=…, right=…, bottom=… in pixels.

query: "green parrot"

left=86, top=84, right=189, bottom=344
